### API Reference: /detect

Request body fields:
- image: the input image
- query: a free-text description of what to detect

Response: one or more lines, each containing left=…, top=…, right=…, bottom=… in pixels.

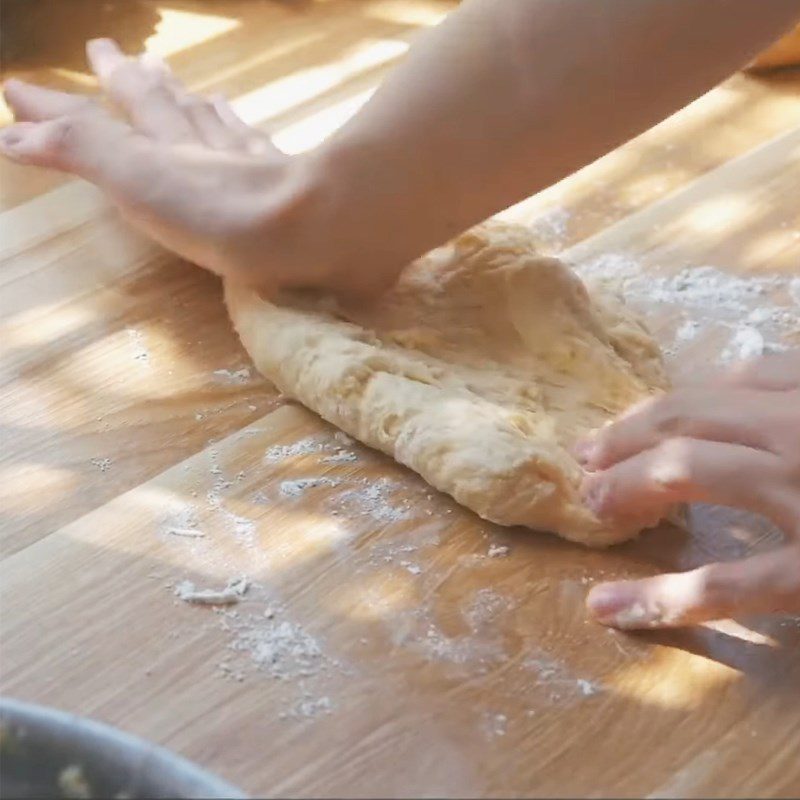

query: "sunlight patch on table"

left=606, top=647, right=737, bottom=710
left=231, top=38, right=408, bottom=126
left=363, top=0, right=452, bottom=27
left=331, top=572, right=418, bottom=621
left=273, top=89, right=375, bottom=153
left=147, top=8, right=241, bottom=59
left=0, top=464, right=78, bottom=516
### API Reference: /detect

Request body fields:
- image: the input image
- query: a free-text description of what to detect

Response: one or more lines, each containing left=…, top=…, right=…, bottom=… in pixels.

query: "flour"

left=229, top=614, right=332, bottom=680
left=335, top=477, right=412, bottom=523
left=89, top=457, right=112, bottom=473
left=487, top=543, right=510, bottom=558
left=720, top=326, right=765, bottom=362
left=523, top=650, right=603, bottom=703
left=483, top=711, right=508, bottom=739
left=320, top=449, right=358, bottom=464
left=263, top=436, right=326, bottom=463
left=165, top=527, right=205, bottom=538
left=264, top=434, right=357, bottom=466
left=280, top=476, right=341, bottom=498
left=287, top=693, right=333, bottom=720
left=175, top=575, right=249, bottom=605
left=574, top=254, right=799, bottom=363
left=213, top=367, right=252, bottom=384
left=227, top=511, right=257, bottom=545
left=126, top=327, right=150, bottom=366
left=414, top=622, right=506, bottom=667
left=463, top=588, right=511, bottom=630
left=206, top=450, right=257, bottom=546
left=161, top=504, right=201, bottom=539
left=790, top=277, right=800, bottom=306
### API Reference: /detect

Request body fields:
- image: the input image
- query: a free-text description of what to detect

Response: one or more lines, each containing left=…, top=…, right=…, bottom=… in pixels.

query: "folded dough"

left=225, top=222, right=668, bottom=546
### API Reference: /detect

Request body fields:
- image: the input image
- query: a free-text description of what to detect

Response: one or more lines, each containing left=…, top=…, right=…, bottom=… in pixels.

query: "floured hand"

left=577, top=350, right=800, bottom=628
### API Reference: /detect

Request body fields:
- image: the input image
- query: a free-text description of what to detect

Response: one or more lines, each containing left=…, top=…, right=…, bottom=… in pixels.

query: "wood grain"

left=1, top=2, right=799, bottom=797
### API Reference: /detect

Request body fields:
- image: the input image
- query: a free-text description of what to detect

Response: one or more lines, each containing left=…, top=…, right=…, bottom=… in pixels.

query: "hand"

left=576, top=350, right=800, bottom=629
left=0, top=39, right=322, bottom=291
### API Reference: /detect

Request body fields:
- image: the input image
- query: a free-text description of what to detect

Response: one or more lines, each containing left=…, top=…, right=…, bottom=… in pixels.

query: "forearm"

left=290, top=0, right=800, bottom=293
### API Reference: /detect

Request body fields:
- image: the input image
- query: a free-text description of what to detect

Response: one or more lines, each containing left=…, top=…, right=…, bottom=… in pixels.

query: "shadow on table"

left=0, top=0, right=161, bottom=73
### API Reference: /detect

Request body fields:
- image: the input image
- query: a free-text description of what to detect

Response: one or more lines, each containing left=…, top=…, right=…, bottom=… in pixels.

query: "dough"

left=225, top=222, right=668, bottom=546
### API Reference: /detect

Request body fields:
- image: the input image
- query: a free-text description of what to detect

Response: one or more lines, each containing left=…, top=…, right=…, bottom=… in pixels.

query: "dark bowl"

left=0, top=697, right=246, bottom=799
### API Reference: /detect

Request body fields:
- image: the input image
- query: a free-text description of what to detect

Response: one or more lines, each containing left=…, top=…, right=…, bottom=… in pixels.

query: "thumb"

left=587, top=546, right=800, bottom=629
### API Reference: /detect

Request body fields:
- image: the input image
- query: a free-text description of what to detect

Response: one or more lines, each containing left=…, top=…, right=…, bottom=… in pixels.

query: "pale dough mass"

left=225, top=222, right=668, bottom=546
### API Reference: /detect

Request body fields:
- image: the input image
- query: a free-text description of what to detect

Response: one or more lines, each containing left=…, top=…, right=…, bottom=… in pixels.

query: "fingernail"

left=572, top=439, right=593, bottom=466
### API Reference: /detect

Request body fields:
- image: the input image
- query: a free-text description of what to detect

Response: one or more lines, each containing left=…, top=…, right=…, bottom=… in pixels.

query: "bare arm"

left=308, top=0, right=800, bottom=290
left=2, top=0, right=799, bottom=293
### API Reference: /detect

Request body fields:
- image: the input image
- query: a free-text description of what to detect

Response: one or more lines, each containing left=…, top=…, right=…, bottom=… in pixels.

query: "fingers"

left=587, top=545, right=800, bottom=628
left=174, top=92, right=242, bottom=150
left=576, top=389, right=774, bottom=471
left=581, top=437, right=792, bottom=528
left=210, top=95, right=282, bottom=156
left=87, top=38, right=197, bottom=144
left=724, top=350, right=800, bottom=391
left=4, top=79, right=98, bottom=122
left=0, top=114, right=150, bottom=195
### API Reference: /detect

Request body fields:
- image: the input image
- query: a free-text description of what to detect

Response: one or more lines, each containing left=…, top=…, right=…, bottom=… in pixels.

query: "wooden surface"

left=2, top=2, right=800, bottom=797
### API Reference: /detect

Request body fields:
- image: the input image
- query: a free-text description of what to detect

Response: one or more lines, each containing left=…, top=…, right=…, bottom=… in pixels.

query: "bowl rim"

left=0, top=696, right=247, bottom=799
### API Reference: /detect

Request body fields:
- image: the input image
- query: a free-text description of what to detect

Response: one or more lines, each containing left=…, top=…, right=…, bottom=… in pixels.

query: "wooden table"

left=2, top=2, right=799, bottom=796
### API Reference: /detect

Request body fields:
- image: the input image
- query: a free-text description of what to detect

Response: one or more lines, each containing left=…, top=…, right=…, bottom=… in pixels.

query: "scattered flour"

left=320, top=449, right=358, bottom=464
left=263, top=436, right=327, bottom=463
left=414, top=622, right=506, bottom=667
left=483, top=712, right=508, bottom=739
left=227, top=512, right=257, bottom=544
left=574, top=254, right=799, bottom=363
left=280, top=477, right=341, bottom=498
left=577, top=678, right=600, bottom=697
left=229, top=614, right=332, bottom=680
left=288, top=693, right=333, bottom=720
left=212, top=367, right=252, bottom=384
left=89, top=457, right=112, bottom=473
left=175, top=575, right=249, bottom=605
left=487, top=543, right=510, bottom=558
left=126, top=327, right=150, bottom=366
left=790, top=277, right=800, bottom=307
left=160, top=504, right=200, bottom=539
left=463, top=588, right=511, bottom=630
left=335, top=477, right=412, bottom=523
left=523, top=650, right=602, bottom=703
left=720, top=326, right=765, bottom=362
left=264, top=433, right=358, bottom=467
left=165, top=527, right=205, bottom=538
left=206, top=450, right=257, bottom=546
